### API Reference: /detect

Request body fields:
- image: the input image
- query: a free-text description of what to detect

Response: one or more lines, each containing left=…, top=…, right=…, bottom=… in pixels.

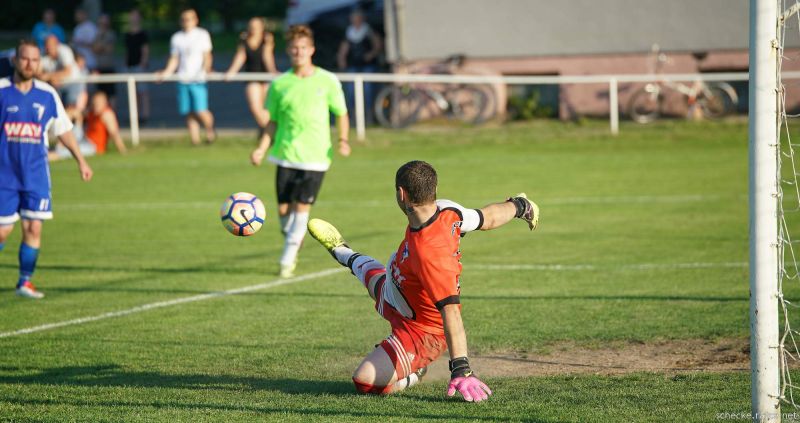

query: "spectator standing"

left=337, top=9, right=382, bottom=124
left=32, top=9, right=67, bottom=50
left=93, top=14, right=117, bottom=103
left=157, top=9, right=216, bottom=145
left=124, top=9, right=150, bottom=123
left=71, top=8, right=98, bottom=71
left=225, top=17, right=278, bottom=146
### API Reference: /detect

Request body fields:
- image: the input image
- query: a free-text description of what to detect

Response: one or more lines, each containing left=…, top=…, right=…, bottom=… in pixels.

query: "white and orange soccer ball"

left=220, top=192, right=266, bottom=236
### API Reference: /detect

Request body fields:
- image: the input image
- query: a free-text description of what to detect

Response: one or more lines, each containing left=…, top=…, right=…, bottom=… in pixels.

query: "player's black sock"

left=345, top=252, right=362, bottom=269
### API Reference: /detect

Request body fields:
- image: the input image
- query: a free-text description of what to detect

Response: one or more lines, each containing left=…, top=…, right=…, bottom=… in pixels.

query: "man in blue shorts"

left=157, top=9, right=216, bottom=145
left=0, top=39, right=93, bottom=299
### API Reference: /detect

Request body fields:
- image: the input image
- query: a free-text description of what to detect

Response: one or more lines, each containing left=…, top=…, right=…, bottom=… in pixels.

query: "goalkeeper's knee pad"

left=353, top=377, right=392, bottom=395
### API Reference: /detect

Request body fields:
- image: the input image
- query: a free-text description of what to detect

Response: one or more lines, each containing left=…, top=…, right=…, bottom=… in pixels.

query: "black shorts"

left=275, top=166, right=326, bottom=204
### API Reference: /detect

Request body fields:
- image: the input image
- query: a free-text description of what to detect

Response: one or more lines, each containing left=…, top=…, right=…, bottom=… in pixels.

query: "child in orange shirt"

left=85, top=91, right=127, bottom=154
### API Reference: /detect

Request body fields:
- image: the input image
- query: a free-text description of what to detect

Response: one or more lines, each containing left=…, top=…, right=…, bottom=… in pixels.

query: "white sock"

left=332, top=245, right=355, bottom=267
left=279, top=213, right=295, bottom=237
left=280, top=211, right=309, bottom=266
left=392, top=372, right=420, bottom=392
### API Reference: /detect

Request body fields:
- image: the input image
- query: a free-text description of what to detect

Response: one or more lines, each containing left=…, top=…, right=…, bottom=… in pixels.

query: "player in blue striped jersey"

left=0, top=39, right=93, bottom=299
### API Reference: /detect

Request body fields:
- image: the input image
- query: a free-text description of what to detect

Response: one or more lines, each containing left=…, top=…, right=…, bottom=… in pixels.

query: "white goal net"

left=777, top=0, right=800, bottom=410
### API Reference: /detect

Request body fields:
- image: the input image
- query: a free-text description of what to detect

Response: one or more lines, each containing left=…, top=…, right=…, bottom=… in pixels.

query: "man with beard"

left=0, top=39, right=93, bottom=299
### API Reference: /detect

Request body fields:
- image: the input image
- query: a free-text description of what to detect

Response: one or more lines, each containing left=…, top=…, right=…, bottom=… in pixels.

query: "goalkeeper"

left=308, top=160, right=538, bottom=401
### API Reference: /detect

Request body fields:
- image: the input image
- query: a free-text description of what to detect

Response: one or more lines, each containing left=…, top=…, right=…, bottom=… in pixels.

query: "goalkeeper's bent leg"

left=348, top=254, right=386, bottom=301
left=308, top=218, right=386, bottom=300
left=352, top=372, right=421, bottom=395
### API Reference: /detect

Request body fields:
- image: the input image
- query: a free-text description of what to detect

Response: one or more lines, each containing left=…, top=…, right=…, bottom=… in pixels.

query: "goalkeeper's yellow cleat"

left=514, top=193, right=540, bottom=231
left=308, top=218, right=348, bottom=254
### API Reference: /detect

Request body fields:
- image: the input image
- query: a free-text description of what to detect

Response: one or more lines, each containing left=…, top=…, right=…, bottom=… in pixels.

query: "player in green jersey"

left=250, top=25, right=350, bottom=278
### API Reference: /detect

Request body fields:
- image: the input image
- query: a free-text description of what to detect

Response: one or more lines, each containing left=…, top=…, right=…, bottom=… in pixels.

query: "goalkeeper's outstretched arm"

left=479, top=194, right=539, bottom=231
left=441, top=304, right=492, bottom=402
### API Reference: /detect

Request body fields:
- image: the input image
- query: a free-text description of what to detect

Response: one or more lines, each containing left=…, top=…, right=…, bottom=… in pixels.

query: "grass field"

left=0, top=120, right=774, bottom=421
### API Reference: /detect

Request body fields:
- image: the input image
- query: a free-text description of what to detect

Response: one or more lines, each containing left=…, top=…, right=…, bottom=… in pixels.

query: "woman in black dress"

left=225, top=17, right=277, bottom=141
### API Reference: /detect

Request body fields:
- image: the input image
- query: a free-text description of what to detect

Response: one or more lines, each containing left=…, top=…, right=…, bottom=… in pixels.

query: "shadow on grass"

left=14, top=284, right=747, bottom=303
left=5, top=396, right=523, bottom=421
left=0, top=364, right=352, bottom=394
left=0, top=364, right=526, bottom=421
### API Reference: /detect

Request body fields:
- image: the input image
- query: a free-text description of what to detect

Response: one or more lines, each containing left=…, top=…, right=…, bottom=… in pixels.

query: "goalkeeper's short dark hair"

left=396, top=160, right=437, bottom=205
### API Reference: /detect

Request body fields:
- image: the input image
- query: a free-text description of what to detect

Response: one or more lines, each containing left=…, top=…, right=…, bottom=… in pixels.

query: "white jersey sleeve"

left=436, top=199, right=484, bottom=233
left=50, top=91, right=73, bottom=137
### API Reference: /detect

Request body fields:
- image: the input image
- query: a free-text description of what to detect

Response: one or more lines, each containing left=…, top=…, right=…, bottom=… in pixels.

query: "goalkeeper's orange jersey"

left=382, top=199, right=484, bottom=335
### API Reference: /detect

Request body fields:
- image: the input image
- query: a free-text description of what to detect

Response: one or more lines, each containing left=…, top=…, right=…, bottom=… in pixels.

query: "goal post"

left=749, top=0, right=781, bottom=421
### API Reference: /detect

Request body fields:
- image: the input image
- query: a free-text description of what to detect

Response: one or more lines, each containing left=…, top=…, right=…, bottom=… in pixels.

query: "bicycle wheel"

left=472, top=84, right=497, bottom=123
left=628, top=85, right=662, bottom=124
left=446, top=85, right=489, bottom=124
left=698, top=83, right=736, bottom=119
left=374, top=85, right=421, bottom=129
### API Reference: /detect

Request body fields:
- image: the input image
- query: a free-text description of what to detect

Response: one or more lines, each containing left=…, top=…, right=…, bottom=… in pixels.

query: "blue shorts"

left=0, top=189, right=53, bottom=225
left=177, top=82, right=209, bottom=115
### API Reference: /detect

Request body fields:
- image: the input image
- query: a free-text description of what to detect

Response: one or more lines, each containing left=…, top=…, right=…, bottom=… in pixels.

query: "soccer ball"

left=220, top=192, right=266, bottom=236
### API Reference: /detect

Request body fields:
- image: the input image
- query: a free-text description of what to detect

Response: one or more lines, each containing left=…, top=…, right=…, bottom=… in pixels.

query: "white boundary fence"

left=64, top=71, right=800, bottom=146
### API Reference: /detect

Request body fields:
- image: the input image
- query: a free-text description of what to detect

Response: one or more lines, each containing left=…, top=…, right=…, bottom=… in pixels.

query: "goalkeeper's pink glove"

left=447, top=375, right=492, bottom=402
left=446, top=356, right=492, bottom=402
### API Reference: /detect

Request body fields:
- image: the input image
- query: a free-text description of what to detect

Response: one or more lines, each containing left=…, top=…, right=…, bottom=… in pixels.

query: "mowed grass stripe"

left=0, top=268, right=346, bottom=339
left=0, top=261, right=740, bottom=339
left=55, top=193, right=743, bottom=211
left=468, top=261, right=747, bottom=271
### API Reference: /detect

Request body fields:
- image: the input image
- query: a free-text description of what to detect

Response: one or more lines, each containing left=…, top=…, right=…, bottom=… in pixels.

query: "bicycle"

left=374, top=55, right=496, bottom=128
left=628, top=46, right=739, bottom=124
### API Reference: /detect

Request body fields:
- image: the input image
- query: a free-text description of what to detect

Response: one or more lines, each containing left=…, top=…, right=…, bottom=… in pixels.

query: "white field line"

left=0, top=267, right=347, bottom=339
left=0, top=261, right=745, bottom=339
left=467, top=262, right=748, bottom=271
left=57, top=194, right=742, bottom=211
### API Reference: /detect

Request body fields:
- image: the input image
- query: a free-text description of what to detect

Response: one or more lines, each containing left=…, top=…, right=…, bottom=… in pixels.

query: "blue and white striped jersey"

left=0, top=78, right=72, bottom=192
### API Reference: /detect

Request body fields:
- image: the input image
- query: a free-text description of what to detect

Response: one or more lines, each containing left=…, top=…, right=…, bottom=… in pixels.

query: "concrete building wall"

left=385, top=0, right=800, bottom=119
left=394, top=0, right=760, bottom=61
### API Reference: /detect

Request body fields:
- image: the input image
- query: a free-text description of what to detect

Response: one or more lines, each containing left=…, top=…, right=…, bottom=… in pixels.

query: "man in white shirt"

left=71, top=8, right=97, bottom=71
left=157, top=9, right=216, bottom=145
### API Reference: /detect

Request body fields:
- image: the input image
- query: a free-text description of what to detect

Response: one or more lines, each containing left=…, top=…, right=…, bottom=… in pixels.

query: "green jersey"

left=266, top=67, right=347, bottom=171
